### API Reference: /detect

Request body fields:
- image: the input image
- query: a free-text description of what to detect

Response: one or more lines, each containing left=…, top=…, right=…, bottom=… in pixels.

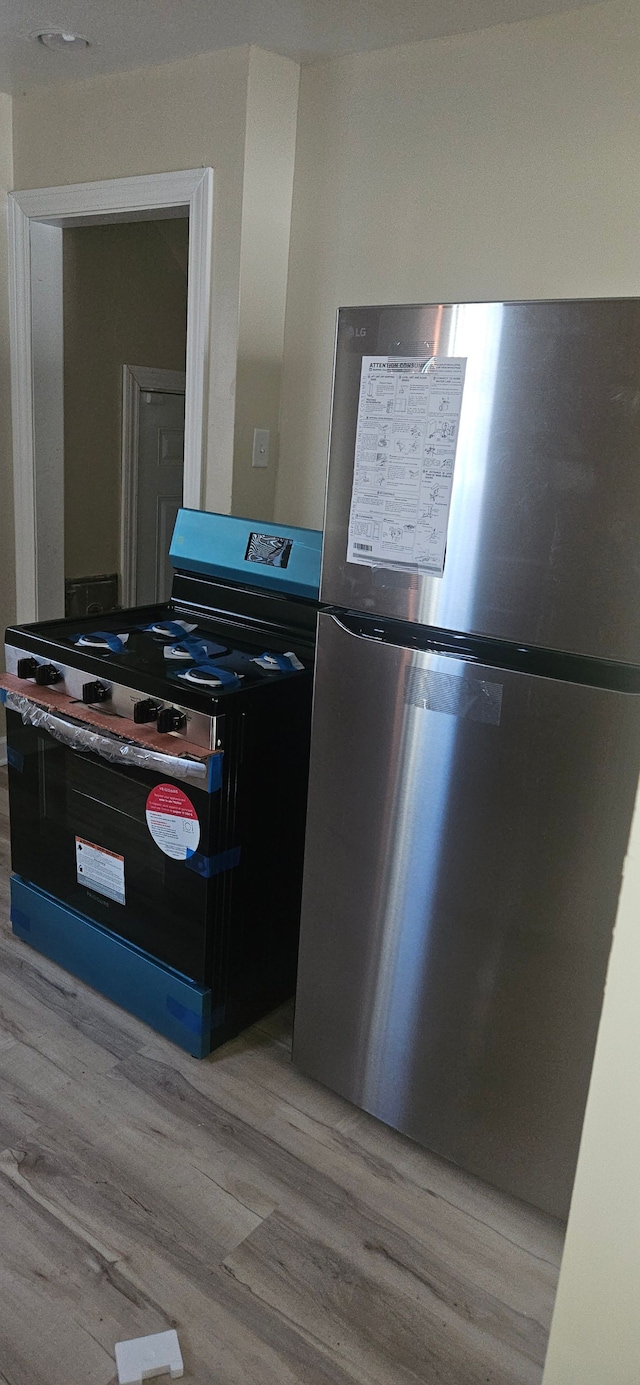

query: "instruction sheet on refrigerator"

left=346, top=356, right=467, bottom=576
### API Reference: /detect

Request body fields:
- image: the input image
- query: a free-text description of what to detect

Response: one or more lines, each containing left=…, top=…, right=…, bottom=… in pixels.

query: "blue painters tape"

left=169, top=509, right=322, bottom=600
left=181, top=662, right=241, bottom=689
left=144, top=620, right=193, bottom=639
left=7, top=746, right=24, bottom=772
left=207, top=755, right=223, bottom=793
left=165, top=994, right=203, bottom=1034
left=185, top=846, right=241, bottom=878
left=71, top=631, right=126, bottom=653
left=11, top=907, right=31, bottom=932
left=167, top=637, right=227, bottom=661
left=0, top=687, right=6, bottom=704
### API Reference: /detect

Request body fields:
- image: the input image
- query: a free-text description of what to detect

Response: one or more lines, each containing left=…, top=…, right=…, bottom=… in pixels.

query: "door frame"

left=121, top=364, right=186, bottom=608
left=8, top=167, right=213, bottom=623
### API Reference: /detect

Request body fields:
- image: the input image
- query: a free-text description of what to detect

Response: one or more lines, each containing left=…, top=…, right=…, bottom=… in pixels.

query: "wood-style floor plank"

left=122, top=1042, right=559, bottom=1325
left=223, top=1208, right=544, bottom=1385
left=0, top=769, right=562, bottom=1383
left=0, top=1174, right=169, bottom=1385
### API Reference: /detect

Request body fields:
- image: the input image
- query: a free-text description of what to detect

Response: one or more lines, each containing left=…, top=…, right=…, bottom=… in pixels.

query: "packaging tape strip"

left=4, top=691, right=208, bottom=787
left=70, top=631, right=128, bottom=652
left=164, top=637, right=227, bottom=661
left=253, top=650, right=304, bottom=672
left=143, top=620, right=197, bottom=638
left=181, top=663, right=241, bottom=688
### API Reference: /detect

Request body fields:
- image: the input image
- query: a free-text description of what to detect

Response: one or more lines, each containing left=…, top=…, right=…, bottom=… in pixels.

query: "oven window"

left=7, top=714, right=214, bottom=983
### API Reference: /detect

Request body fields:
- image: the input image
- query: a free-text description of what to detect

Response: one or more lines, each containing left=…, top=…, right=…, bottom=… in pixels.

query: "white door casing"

left=121, top=365, right=186, bottom=607
left=8, top=167, right=214, bottom=623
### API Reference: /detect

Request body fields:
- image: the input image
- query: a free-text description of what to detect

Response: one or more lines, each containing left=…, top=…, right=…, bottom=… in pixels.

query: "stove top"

left=54, top=609, right=308, bottom=696
left=5, top=599, right=316, bottom=750
left=4, top=511, right=322, bottom=750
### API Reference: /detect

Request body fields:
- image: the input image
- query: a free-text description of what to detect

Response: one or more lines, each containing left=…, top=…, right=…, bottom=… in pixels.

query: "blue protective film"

left=165, top=637, right=228, bottom=662
left=169, top=509, right=322, bottom=600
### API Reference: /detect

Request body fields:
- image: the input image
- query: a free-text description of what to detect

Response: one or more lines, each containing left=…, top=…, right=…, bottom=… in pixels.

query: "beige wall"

left=12, top=47, right=251, bottom=517
left=63, top=219, right=188, bottom=582
left=12, top=45, right=300, bottom=534
left=0, top=91, right=14, bottom=735
left=232, top=48, right=299, bottom=521
left=276, top=0, right=640, bottom=527
left=542, top=772, right=640, bottom=1384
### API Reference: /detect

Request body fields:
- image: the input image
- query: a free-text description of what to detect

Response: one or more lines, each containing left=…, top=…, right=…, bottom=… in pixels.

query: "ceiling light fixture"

left=33, top=29, right=91, bottom=52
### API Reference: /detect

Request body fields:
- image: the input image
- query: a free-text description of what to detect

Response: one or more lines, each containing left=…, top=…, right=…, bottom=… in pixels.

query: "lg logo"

left=346, top=326, right=367, bottom=339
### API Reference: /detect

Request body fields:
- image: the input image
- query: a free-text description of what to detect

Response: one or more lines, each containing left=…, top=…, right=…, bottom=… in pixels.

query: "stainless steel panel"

left=322, top=300, right=640, bottom=664
left=4, top=644, right=216, bottom=749
left=293, top=613, right=640, bottom=1217
left=107, top=682, right=215, bottom=749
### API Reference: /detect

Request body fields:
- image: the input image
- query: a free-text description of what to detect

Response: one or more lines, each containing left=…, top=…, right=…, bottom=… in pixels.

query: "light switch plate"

left=252, top=428, right=270, bottom=468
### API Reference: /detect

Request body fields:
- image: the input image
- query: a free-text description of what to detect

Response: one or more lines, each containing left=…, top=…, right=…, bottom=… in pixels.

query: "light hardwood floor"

left=0, top=765, right=563, bottom=1384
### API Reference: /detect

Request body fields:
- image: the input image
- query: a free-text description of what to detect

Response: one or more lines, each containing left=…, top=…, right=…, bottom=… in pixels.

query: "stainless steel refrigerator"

left=293, top=299, right=640, bottom=1220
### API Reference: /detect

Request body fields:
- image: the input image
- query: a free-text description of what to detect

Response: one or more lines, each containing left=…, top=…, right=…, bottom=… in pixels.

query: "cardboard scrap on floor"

left=115, top=1329, right=184, bottom=1383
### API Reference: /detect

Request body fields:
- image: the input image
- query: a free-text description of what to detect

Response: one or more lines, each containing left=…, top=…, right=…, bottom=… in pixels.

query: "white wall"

left=232, top=48, right=299, bottom=521
left=12, top=48, right=251, bottom=517
left=542, top=771, right=640, bottom=1384
left=276, top=0, right=640, bottom=527
left=0, top=91, right=15, bottom=732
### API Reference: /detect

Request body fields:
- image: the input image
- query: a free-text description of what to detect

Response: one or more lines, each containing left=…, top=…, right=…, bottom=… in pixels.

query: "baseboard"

left=0, top=736, right=6, bottom=767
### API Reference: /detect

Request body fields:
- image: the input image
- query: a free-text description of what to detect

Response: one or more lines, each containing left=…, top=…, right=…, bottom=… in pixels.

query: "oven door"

left=6, top=707, right=222, bottom=985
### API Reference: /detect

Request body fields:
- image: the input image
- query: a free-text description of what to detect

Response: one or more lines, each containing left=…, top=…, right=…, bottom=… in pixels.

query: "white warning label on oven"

left=347, top=355, right=466, bottom=577
left=76, top=836, right=125, bottom=905
left=145, top=783, right=201, bottom=861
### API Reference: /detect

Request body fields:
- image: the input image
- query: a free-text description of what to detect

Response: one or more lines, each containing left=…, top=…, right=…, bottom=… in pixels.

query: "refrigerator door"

left=293, top=613, right=640, bottom=1217
left=322, top=299, right=640, bottom=665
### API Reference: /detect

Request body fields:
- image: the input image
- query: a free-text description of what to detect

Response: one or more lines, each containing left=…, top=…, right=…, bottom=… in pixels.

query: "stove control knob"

left=82, top=680, right=110, bottom=704
left=34, top=663, right=63, bottom=686
left=16, top=657, right=38, bottom=679
left=133, top=698, right=160, bottom=724
left=156, top=706, right=187, bottom=734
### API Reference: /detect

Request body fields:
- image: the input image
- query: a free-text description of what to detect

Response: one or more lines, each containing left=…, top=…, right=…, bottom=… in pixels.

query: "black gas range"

left=2, top=510, right=322, bottom=1057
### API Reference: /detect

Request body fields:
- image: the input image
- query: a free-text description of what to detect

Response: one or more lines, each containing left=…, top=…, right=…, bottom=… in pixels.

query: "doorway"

left=62, top=217, right=189, bottom=614
left=8, top=168, right=213, bottom=624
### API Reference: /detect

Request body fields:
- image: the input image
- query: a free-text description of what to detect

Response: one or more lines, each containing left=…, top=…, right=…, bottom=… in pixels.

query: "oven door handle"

left=4, top=691, right=209, bottom=789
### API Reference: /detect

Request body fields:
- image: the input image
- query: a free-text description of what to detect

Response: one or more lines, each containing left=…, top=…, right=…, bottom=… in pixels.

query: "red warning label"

left=146, top=783, right=200, bottom=860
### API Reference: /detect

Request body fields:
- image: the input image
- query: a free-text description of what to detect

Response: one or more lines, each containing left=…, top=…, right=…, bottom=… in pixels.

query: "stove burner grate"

left=179, top=663, right=243, bottom=690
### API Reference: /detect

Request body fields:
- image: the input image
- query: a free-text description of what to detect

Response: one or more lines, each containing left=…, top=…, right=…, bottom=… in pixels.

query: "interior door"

left=293, top=612, right=640, bottom=1216
left=135, top=386, right=185, bottom=603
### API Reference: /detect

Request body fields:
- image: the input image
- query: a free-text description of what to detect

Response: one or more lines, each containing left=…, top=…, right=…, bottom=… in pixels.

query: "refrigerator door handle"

left=323, top=609, right=460, bottom=662
left=324, top=611, right=383, bottom=640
